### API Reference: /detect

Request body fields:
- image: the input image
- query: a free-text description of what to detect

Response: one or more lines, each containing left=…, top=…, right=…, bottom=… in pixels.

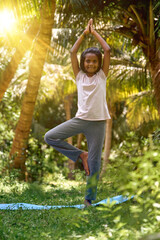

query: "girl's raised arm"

left=70, top=21, right=91, bottom=77
left=90, top=19, right=110, bottom=77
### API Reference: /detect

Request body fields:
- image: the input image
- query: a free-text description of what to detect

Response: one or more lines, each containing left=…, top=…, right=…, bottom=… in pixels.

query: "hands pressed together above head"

left=70, top=18, right=110, bottom=78
left=84, top=18, right=95, bottom=35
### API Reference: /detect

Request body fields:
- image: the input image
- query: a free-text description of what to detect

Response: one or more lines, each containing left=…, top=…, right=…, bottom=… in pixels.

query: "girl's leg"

left=44, top=118, right=90, bottom=175
left=84, top=120, right=106, bottom=201
left=44, top=118, right=84, bottom=162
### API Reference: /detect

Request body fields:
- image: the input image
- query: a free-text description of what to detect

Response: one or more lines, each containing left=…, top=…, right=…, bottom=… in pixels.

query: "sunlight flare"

left=0, top=9, right=16, bottom=35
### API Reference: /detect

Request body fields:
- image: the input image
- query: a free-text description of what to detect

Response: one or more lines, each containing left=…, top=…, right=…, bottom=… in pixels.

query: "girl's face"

left=84, top=53, right=99, bottom=77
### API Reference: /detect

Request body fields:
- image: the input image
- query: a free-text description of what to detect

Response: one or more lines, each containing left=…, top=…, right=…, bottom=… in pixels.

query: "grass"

left=0, top=176, right=156, bottom=240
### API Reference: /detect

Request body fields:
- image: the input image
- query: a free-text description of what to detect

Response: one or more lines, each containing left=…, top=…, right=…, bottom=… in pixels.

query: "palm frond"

left=130, top=4, right=146, bottom=36
left=107, top=53, right=152, bottom=109
left=126, top=91, right=158, bottom=128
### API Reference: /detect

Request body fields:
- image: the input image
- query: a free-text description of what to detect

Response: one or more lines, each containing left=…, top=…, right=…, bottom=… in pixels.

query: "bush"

left=103, top=131, right=160, bottom=236
left=25, top=137, right=69, bottom=182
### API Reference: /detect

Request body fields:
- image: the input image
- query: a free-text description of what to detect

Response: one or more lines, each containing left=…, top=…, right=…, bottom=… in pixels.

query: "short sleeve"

left=76, top=70, right=84, bottom=82
left=98, top=69, right=107, bottom=80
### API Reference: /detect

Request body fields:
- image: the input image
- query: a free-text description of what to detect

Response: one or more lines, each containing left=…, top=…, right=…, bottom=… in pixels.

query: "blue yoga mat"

left=0, top=195, right=133, bottom=210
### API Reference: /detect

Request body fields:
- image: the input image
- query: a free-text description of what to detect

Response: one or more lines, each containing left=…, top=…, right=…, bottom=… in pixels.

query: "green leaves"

left=126, top=91, right=158, bottom=129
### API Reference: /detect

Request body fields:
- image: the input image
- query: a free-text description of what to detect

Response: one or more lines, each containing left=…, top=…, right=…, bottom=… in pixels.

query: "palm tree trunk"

left=148, top=1, right=160, bottom=117
left=0, top=18, right=40, bottom=101
left=150, top=43, right=160, bottom=117
left=64, top=95, right=75, bottom=179
left=10, top=0, right=56, bottom=180
left=100, top=118, right=113, bottom=178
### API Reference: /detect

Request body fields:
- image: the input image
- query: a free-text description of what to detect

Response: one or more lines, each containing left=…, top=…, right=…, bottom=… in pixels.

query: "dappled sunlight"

left=0, top=179, right=28, bottom=195
left=0, top=178, right=84, bottom=195
left=45, top=176, right=85, bottom=191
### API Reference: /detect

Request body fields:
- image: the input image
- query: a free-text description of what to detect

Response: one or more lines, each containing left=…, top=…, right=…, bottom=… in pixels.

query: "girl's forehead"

left=84, top=53, right=98, bottom=59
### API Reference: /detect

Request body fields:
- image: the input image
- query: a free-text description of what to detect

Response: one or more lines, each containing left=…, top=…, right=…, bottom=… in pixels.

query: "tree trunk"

left=10, top=0, right=56, bottom=180
left=0, top=18, right=40, bottom=101
left=100, top=118, right=113, bottom=178
left=77, top=133, right=83, bottom=149
left=149, top=40, right=160, bottom=117
left=75, top=133, right=83, bottom=169
left=64, top=95, right=75, bottom=179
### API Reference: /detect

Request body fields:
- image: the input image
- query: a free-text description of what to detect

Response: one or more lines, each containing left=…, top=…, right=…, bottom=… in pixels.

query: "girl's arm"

left=90, top=19, right=110, bottom=77
left=70, top=20, right=91, bottom=77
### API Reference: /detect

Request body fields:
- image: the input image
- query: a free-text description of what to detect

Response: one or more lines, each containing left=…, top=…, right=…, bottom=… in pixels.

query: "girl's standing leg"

left=84, top=120, right=106, bottom=201
left=44, top=118, right=106, bottom=202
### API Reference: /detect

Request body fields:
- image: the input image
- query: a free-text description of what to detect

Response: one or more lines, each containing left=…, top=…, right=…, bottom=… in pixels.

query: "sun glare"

left=0, top=9, right=16, bottom=35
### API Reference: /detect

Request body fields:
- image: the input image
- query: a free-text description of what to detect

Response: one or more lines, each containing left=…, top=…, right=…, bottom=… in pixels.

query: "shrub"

left=103, top=131, right=160, bottom=235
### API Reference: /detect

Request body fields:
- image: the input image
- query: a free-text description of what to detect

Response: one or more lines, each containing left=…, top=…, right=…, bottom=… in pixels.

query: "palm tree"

left=10, top=0, right=56, bottom=179
left=114, top=0, right=160, bottom=117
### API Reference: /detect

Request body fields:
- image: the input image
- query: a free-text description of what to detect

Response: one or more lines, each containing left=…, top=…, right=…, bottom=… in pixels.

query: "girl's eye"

left=85, top=60, right=97, bottom=63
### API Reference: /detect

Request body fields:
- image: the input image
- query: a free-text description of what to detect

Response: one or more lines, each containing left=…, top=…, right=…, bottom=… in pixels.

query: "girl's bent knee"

left=44, top=133, right=49, bottom=144
left=44, top=132, right=59, bottom=145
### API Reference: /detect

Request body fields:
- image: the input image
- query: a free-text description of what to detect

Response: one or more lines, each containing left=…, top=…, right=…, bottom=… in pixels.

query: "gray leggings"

left=44, top=117, right=106, bottom=200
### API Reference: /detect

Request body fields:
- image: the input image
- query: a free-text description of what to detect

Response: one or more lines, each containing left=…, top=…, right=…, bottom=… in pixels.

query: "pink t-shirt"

left=75, top=69, right=111, bottom=121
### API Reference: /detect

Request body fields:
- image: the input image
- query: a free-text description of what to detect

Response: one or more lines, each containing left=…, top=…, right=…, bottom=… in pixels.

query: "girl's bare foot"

left=84, top=199, right=92, bottom=207
left=80, top=152, right=90, bottom=176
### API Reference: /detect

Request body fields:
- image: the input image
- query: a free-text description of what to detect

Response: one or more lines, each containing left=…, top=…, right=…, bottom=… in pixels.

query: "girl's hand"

left=84, top=24, right=90, bottom=35
left=84, top=19, right=93, bottom=35
left=89, top=18, right=95, bottom=34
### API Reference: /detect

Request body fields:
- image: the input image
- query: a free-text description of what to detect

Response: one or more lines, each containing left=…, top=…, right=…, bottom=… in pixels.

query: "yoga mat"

left=0, top=195, right=134, bottom=210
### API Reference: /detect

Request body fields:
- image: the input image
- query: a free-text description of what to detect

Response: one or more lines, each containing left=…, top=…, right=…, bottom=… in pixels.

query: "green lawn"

left=0, top=176, right=154, bottom=240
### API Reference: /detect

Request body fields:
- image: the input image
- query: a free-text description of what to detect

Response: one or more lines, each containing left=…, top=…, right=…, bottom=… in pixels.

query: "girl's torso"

left=75, top=69, right=111, bottom=121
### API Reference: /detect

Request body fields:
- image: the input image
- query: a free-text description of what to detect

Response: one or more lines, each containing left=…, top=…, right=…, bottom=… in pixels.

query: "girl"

left=44, top=19, right=111, bottom=207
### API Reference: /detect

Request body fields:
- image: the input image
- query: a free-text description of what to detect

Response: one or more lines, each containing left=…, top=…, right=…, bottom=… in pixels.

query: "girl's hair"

left=80, top=47, right=102, bottom=73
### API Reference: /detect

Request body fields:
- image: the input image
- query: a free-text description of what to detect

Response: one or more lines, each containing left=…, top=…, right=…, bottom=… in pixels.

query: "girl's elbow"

left=105, top=47, right=111, bottom=53
left=70, top=48, right=74, bottom=54
left=70, top=48, right=77, bottom=54
left=104, top=48, right=110, bottom=57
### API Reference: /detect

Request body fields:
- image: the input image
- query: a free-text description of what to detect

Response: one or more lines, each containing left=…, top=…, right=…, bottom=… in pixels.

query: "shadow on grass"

left=0, top=179, right=116, bottom=206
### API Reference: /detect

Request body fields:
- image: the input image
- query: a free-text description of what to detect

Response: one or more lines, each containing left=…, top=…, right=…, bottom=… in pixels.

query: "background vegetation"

left=0, top=0, right=159, bottom=239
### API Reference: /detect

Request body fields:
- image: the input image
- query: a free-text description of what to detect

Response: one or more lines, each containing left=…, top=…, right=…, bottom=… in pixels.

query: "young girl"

left=44, top=19, right=111, bottom=206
